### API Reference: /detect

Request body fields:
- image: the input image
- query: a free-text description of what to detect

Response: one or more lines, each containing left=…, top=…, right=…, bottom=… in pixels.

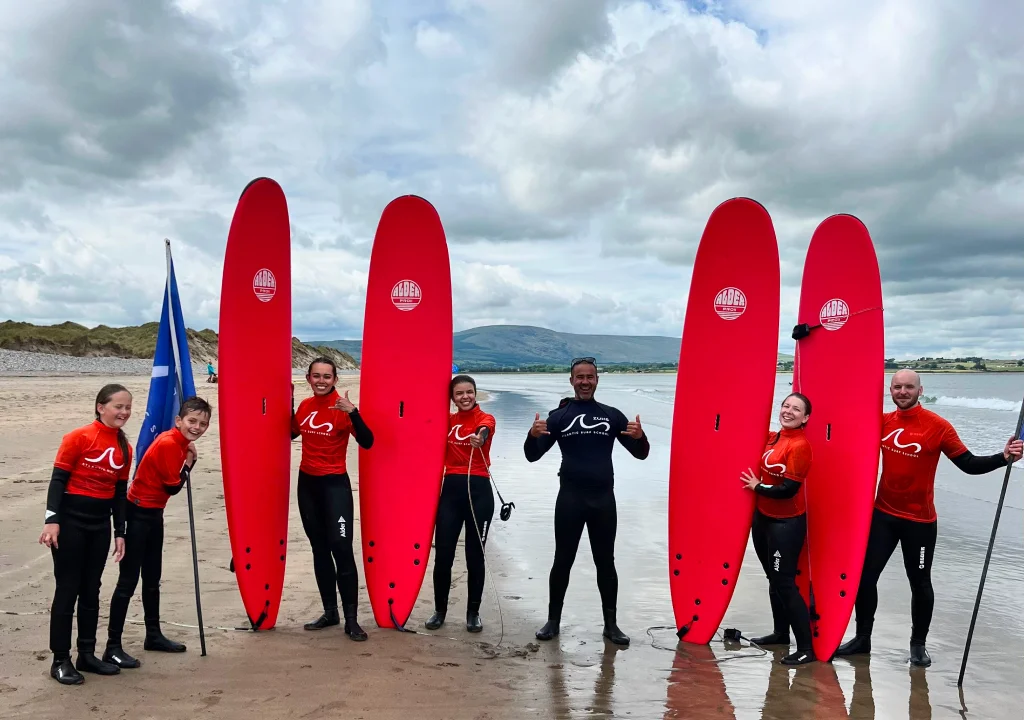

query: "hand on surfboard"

left=1003, top=436, right=1023, bottom=462
left=621, top=415, right=643, bottom=439
left=334, top=390, right=356, bottom=414
left=739, top=468, right=760, bottom=491
left=530, top=413, right=549, bottom=437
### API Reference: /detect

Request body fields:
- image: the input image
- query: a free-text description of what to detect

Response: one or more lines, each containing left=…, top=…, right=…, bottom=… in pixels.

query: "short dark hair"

left=785, top=392, right=812, bottom=417
left=449, top=374, right=477, bottom=400
left=179, top=396, right=212, bottom=418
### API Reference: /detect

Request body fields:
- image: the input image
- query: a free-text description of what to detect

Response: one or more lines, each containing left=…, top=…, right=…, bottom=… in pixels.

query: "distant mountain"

left=316, top=324, right=794, bottom=370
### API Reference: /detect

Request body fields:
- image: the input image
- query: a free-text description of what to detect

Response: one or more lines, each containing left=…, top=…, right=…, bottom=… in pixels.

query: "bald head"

left=890, top=369, right=923, bottom=410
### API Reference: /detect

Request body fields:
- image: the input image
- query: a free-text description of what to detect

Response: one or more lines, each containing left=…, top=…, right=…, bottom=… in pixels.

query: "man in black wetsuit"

left=524, top=357, right=650, bottom=646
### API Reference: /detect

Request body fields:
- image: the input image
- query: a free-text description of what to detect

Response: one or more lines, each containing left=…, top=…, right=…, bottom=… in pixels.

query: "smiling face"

left=307, top=362, right=337, bottom=396
left=570, top=362, right=598, bottom=401
left=890, top=369, right=923, bottom=410
left=779, top=394, right=809, bottom=429
left=175, top=410, right=211, bottom=442
left=97, top=390, right=132, bottom=429
left=452, top=381, right=476, bottom=411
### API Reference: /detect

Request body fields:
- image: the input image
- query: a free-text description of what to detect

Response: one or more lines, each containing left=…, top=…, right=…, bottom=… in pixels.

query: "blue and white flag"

left=136, top=239, right=197, bottom=467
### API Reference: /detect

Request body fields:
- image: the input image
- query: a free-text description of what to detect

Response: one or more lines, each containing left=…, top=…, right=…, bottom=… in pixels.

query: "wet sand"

left=1, top=374, right=1022, bottom=718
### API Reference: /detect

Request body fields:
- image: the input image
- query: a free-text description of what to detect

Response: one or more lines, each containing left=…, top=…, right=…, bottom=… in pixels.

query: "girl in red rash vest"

left=102, top=396, right=212, bottom=669
left=740, top=392, right=815, bottom=665
left=39, top=384, right=134, bottom=685
left=291, top=357, right=374, bottom=639
left=424, top=374, right=496, bottom=633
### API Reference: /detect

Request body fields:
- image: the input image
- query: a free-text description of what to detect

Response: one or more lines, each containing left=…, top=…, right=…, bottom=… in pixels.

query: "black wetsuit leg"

left=549, top=486, right=619, bottom=610
left=108, top=504, right=159, bottom=646
left=752, top=513, right=789, bottom=637
left=432, top=474, right=495, bottom=611
left=898, top=518, right=937, bottom=645
left=139, top=510, right=165, bottom=629
left=752, top=511, right=812, bottom=651
left=465, top=475, right=495, bottom=607
left=549, top=486, right=589, bottom=609
left=297, top=471, right=359, bottom=610
left=50, top=520, right=89, bottom=660
left=852, top=509, right=903, bottom=636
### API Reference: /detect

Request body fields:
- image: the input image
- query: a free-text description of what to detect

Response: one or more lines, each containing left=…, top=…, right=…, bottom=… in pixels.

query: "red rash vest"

left=875, top=404, right=968, bottom=523
left=128, top=428, right=191, bottom=509
left=54, top=420, right=132, bottom=500
left=292, top=389, right=355, bottom=476
left=756, top=428, right=812, bottom=519
left=445, top=405, right=496, bottom=478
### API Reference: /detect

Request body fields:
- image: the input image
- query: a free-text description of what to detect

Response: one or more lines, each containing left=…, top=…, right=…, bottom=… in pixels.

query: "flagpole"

left=165, top=238, right=208, bottom=658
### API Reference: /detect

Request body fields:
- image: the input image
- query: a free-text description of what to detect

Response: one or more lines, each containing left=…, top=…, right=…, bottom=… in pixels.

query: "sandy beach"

left=0, top=374, right=541, bottom=720
left=3, top=371, right=1023, bottom=719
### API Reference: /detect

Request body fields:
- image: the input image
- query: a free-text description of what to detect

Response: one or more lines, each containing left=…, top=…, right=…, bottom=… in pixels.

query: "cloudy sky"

left=1, top=0, right=1022, bottom=358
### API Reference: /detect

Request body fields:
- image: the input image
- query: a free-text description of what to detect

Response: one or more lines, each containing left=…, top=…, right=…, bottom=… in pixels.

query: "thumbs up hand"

left=530, top=412, right=550, bottom=438
left=622, top=414, right=643, bottom=439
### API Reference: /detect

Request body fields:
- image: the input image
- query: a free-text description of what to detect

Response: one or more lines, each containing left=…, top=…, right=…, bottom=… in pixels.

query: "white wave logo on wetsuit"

left=882, top=428, right=922, bottom=457
left=562, top=413, right=612, bottom=436
left=300, top=411, right=334, bottom=436
left=448, top=424, right=476, bottom=444
left=761, top=449, right=787, bottom=476
left=83, top=446, right=124, bottom=473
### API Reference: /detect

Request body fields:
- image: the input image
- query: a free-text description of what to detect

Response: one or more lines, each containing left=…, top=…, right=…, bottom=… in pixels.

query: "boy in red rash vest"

left=40, top=384, right=134, bottom=685
left=740, top=392, right=815, bottom=665
left=102, top=396, right=212, bottom=669
left=424, top=374, right=497, bottom=633
left=837, top=369, right=1023, bottom=667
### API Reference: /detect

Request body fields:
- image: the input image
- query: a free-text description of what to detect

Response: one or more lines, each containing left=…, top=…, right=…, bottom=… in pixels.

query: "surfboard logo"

left=253, top=268, right=277, bottom=303
left=391, top=280, right=422, bottom=311
left=819, top=298, right=850, bottom=331
left=713, top=287, right=746, bottom=320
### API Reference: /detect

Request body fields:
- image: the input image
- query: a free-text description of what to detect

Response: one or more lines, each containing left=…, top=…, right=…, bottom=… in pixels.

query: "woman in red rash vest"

left=424, top=374, right=496, bottom=633
left=740, top=392, right=815, bottom=665
left=102, top=396, right=212, bottom=669
left=39, top=384, right=133, bottom=685
left=291, top=357, right=374, bottom=639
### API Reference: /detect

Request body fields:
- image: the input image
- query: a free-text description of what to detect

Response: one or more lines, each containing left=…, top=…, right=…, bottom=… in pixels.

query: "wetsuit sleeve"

left=348, top=409, right=374, bottom=449
left=165, top=458, right=191, bottom=496
left=290, top=409, right=300, bottom=440
left=613, top=409, right=650, bottom=459
left=113, top=479, right=127, bottom=538
left=44, top=468, right=71, bottom=525
left=755, top=478, right=802, bottom=499
left=524, top=409, right=559, bottom=462
left=949, top=450, right=1008, bottom=475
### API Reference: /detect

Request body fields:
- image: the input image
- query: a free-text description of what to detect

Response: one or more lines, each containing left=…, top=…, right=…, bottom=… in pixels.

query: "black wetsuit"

left=524, top=398, right=650, bottom=619
left=432, top=474, right=494, bottom=612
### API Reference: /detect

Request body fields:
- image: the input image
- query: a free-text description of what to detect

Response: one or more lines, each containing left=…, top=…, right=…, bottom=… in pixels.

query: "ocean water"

left=465, top=372, right=1024, bottom=718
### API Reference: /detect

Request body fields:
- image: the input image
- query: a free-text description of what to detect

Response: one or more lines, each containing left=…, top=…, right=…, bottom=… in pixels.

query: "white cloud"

left=1, top=0, right=1023, bottom=359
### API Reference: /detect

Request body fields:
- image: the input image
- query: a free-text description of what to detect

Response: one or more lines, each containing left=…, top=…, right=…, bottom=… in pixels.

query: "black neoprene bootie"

left=601, top=608, right=630, bottom=646
left=910, top=643, right=932, bottom=667
left=144, top=621, right=186, bottom=653
left=102, top=644, right=141, bottom=669
left=750, top=632, right=791, bottom=646
left=836, top=634, right=872, bottom=656
left=75, top=651, right=120, bottom=676
left=424, top=610, right=446, bottom=630
left=51, top=657, right=84, bottom=685
left=536, top=603, right=562, bottom=641
left=781, top=648, right=816, bottom=665
left=466, top=601, right=482, bottom=633
left=343, top=603, right=368, bottom=641
left=304, top=607, right=340, bottom=631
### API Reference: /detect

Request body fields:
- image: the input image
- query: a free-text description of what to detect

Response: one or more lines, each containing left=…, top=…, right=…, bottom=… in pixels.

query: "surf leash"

left=644, top=625, right=768, bottom=662
left=468, top=437, right=507, bottom=650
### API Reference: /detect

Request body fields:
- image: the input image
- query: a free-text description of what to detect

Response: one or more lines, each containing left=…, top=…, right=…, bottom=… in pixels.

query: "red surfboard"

left=792, top=214, right=883, bottom=660
left=669, top=197, right=780, bottom=644
left=218, top=177, right=292, bottom=630
left=358, top=195, right=452, bottom=629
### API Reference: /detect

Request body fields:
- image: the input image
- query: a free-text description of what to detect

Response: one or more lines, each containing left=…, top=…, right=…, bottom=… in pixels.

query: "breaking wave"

left=921, top=395, right=1022, bottom=412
